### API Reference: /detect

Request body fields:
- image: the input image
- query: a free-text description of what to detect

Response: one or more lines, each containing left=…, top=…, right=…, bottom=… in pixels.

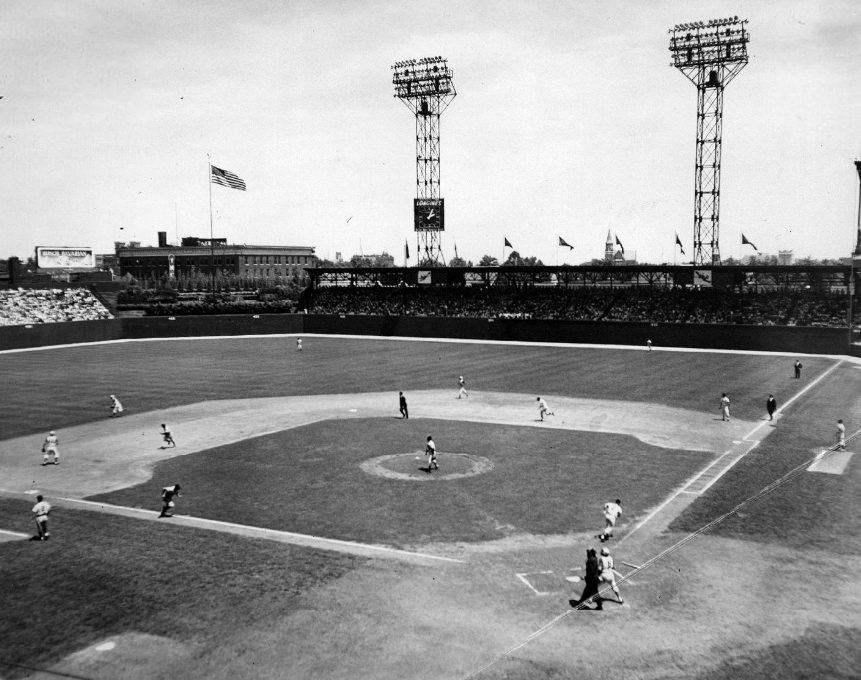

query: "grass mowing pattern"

left=0, top=337, right=829, bottom=439
left=669, top=364, right=861, bottom=556
left=0, top=497, right=365, bottom=679
left=89, top=418, right=709, bottom=547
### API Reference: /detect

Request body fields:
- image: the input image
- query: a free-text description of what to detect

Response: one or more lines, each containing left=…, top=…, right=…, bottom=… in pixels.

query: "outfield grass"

left=670, top=363, right=861, bottom=556
left=0, top=337, right=856, bottom=679
left=88, top=417, right=709, bottom=547
left=0, top=337, right=834, bottom=439
left=0, top=497, right=365, bottom=679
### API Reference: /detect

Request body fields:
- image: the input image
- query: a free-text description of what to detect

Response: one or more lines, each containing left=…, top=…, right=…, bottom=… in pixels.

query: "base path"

left=0, top=390, right=748, bottom=499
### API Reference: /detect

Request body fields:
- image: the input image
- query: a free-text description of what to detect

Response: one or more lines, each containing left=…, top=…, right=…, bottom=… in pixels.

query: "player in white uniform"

left=836, top=419, right=846, bottom=450
left=109, top=394, right=124, bottom=417
left=457, top=376, right=469, bottom=399
left=599, top=498, right=622, bottom=542
left=425, top=436, right=439, bottom=472
left=297, top=337, right=303, bottom=352
left=160, top=423, right=176, bottom=448
left=41, top=431, right=59, bottom=465
left=598, top=547, right=623, bottom=604
left=32, top=495, right=51, bottom=540
left=537, top=397, right=554, bottom=421
left=720, top=393, right=731, bottom=422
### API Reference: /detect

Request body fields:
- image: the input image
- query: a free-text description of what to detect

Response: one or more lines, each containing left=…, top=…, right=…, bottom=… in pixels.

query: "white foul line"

left=621, top=359, right=844, bottom=543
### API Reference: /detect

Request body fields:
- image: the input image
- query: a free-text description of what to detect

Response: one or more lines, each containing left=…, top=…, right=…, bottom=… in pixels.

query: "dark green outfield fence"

left=0, top=314, right=855, bottom=355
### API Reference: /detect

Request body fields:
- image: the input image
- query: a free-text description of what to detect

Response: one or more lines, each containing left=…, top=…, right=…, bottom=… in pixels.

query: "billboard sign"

left=414, top=198, right=444, bottom=231
left=36, top=246, right=96, bottom=270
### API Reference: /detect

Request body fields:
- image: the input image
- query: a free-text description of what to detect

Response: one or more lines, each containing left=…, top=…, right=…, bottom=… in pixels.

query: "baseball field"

left=0, top=334, right=859, bottom=679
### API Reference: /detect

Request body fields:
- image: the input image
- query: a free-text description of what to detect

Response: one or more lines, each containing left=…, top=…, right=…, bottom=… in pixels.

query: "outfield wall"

left=0, top=314, right=849, bottom=354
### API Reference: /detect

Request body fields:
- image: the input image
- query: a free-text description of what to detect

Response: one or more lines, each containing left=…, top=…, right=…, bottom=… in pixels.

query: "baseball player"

left=425, top=435, right=439, bottom=472
left=399, top=391, right=409, bottom=419
left=537, top=397, right=554, bottom=421
left=32, top=494, right=51, bottom=540
left=160, top=423, right=176, bottom=448
left=296, top=337, right=303, bottom=352
left=457, top=375, right=469, bottom=399
left=159, top=483, right=181, bottom=518
left=109, top=394, right=124, bottom=417
left=836, top=419, right=846, bottom=451
left=720, top=393, right=731, bottom=422
left=598, top=547, right=623, bottom=604
left=599, top=498, right=622, bottom=542
left=41, top=430, right=59, bottom=465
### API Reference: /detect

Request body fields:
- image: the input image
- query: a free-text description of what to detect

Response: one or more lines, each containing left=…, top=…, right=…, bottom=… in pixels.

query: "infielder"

left=599, top=498, right=622, bottom=542
left=32, top=494, right=51, bottom=540
left=720, top=393, right=731, bottom=422
left=836, top=419, right=846, bottom=451
left=425, top=435, right=439, bottom=472
left=159, top=483, right=181, bottom=518
left=457, top=375, right=469, bottom=399
left=41, top=430, right=59, bottom=465
left=537, top=397, right=554, bottom=421
left=109, top=394, right=124, bottom=417
left=160, top=423, right=176, bottom=448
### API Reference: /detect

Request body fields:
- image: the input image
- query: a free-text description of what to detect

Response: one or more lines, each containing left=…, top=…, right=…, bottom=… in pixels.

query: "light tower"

left=669, top=17, right=750, bottom=266
left=392, top=56, right=456, bottom=266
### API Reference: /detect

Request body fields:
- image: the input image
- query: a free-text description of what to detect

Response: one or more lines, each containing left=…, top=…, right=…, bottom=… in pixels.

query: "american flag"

left=211, top=165, right=246, bottom=191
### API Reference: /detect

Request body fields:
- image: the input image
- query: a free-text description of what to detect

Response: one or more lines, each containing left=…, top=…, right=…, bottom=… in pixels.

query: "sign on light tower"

left=392, top=56, right=456, bottom=266
left=669, top=17, right=750, bottom=266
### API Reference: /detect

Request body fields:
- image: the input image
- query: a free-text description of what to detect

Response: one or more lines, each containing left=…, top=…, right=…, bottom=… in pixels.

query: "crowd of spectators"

left=307, top=285, right=849, bottom=327
left=0, top=287, right=113, bottom=326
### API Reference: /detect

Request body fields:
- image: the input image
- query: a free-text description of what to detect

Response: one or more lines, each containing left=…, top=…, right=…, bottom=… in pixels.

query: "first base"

left=565, top=575, right=582, bottom=583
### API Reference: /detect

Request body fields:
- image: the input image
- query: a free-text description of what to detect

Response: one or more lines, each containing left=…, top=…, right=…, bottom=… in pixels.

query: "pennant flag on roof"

left=675, top=233, right=685, bottom=255
left=504, top=237, right=513, bottom=248
left=615, top=235, right=625, bottom=253
left=741, top=233, right=758, bottom=251
left=558, top=236, right=574, bottom=250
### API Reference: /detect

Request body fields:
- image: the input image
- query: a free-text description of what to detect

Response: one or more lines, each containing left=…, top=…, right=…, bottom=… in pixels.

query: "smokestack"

left=158, top=231, right=168, bottom=248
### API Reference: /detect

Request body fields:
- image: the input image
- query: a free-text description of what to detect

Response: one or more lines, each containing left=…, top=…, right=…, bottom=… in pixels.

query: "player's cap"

left=110, top=394, right=115, bottom=398
left=49, top=430, right=55, bottom=435
left=601, top=547, right=610, bottom=555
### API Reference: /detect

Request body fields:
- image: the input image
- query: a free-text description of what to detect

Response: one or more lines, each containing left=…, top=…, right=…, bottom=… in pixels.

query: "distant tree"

left=349, top=252, right=395, bottom=268
left=478, top=255, right=499, bottom=267
left=448, top=256, right=470, bottom=267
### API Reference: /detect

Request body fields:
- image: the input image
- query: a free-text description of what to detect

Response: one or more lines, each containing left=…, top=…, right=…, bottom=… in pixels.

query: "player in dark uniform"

left=399, top=392, right=409, bottom=419
left=159, top=483, right=181, bottom=518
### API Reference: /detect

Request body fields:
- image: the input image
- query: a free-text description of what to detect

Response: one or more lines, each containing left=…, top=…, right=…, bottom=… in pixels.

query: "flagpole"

left=208, top=155, right=215, bottom=292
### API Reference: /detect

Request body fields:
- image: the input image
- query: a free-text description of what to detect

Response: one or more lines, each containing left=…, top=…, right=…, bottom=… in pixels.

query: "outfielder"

left=457, top=376, right=469, bottom=399
left=41, top=431, right=59, bottom=466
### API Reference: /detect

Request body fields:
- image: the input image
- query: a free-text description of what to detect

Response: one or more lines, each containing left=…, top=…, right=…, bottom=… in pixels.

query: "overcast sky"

left=2, top=0, right=860, bottom=265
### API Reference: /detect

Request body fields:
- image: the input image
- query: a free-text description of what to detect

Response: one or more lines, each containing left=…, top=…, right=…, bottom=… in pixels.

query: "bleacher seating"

left=0, top=288, right=114, bottom=326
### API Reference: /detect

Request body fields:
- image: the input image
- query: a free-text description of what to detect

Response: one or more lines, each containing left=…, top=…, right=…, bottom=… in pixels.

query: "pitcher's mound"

left=360, top=452, right=494, bottom=481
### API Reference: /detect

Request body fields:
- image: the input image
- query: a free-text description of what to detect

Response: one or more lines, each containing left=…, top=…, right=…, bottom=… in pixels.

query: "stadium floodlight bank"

left=669, top=17, right=750, bottom=267
left=392, top=56, right=456, bottom=266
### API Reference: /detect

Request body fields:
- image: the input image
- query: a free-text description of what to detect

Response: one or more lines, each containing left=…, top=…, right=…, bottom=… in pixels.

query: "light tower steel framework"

left=392, top=56, right=456, bottom=266
left=670, top=17, right=750, bottom=266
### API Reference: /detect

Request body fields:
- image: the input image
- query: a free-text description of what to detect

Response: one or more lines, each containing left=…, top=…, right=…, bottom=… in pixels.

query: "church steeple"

left=605, top=230, right=614, bottom=262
